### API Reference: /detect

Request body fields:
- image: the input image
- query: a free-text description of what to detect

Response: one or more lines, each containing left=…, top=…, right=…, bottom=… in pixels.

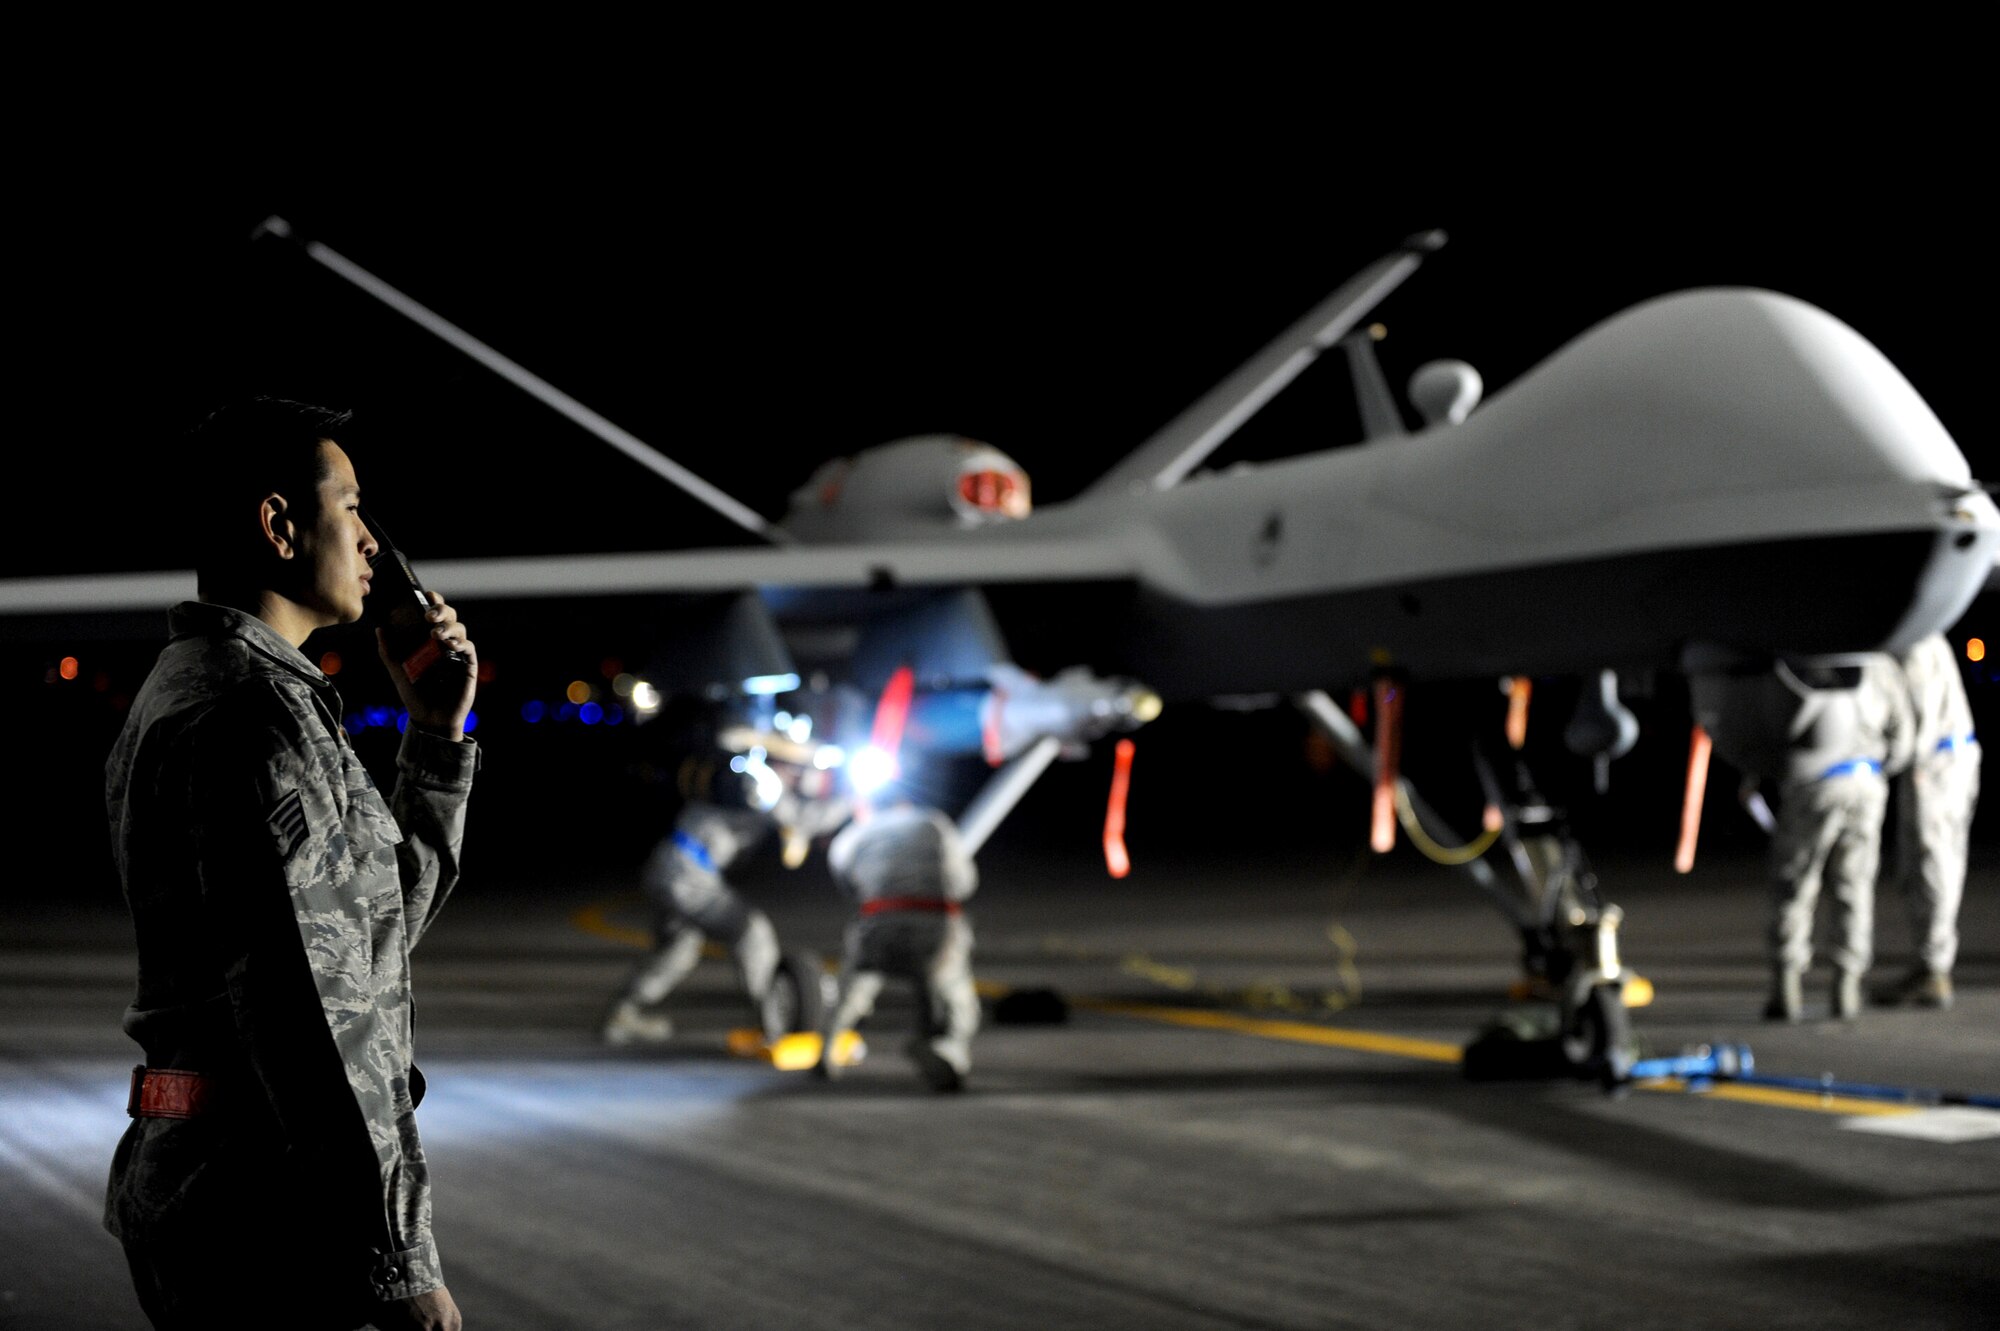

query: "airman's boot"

left=1763, top=968, right=1803, bottom=1023
left=1833, top=970, right=1863, bottom=1021
left=1914, top=971, right=1954, bottom=1010
left=602, top=999, right=673, bottom=1046
left=905, top=1037, right=966, bottom=1093
left=1873, top=965, right=1954, bottom=1011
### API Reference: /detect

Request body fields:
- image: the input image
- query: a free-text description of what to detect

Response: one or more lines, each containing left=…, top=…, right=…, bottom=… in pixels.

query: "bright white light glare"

left=632, top=682, right=662, bottom=712
left=814, top=744, right=845, bottom=770
left=787, top=715, right=812, bottom=742
left=774, top=711, right=793, bottom=730
left=847, top=745, right=897, bottom=796
left=729, top=755, right=749, bottom=773
left=743, top=673, right=802, bottom=696
left=744, top=750, right=785, bottom=810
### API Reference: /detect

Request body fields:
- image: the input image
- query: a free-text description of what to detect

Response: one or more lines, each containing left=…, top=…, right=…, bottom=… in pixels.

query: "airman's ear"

left=260, top=493, right=296, bottom=560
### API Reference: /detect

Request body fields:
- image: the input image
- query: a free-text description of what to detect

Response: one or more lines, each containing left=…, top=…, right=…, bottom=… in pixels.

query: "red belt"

left=859, top=897, right=962, bottom=917
left=127, top=1066, right=222, bottom=1119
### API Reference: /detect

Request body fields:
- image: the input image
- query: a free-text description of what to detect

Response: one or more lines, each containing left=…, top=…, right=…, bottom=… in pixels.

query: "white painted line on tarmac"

left=1837, top=1107, right=2000, bottom=1143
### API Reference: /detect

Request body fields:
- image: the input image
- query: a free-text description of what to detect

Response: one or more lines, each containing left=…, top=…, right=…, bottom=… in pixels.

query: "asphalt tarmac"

left=5, top=837, right=1996, bottom=1330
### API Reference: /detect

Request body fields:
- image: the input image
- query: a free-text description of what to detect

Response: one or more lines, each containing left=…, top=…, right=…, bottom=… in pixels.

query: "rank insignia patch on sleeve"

left=270, top=788, right=309, bottom=862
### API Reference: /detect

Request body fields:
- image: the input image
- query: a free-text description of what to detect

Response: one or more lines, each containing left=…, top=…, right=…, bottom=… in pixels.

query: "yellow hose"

left=1391, top=780, right=1501, bottom=865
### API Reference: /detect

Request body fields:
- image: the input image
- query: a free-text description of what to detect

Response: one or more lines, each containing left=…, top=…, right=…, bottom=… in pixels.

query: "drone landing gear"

left=1556, top=970, right=1636, bottom=1086
left=1466, top=752, right=1638, bottom=1086
left=1463, top=946, right=1636, bottom=1087
left=1291, top=689, right=1643, bottom=1086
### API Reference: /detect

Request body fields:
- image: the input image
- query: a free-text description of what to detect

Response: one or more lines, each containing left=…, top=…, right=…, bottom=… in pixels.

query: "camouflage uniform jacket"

left=827, top=804, right=978, bottom=905
left=1899, top=632, right=1977, bottom=756
left=1692, top=656, right=1915, bottom=785
left=103, top=601, right=478, bottom=1302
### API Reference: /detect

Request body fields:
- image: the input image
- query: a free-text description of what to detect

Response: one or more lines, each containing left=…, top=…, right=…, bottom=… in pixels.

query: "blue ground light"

left=517, top=699, right=621, bottom=725
left=346, top=708, right=478, bottom=735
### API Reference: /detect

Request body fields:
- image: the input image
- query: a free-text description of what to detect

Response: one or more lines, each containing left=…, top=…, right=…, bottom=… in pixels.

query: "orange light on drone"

left=957, top=469, right=1030, bottom=518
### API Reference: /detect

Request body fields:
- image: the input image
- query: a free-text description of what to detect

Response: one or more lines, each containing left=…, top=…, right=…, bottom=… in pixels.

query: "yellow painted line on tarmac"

left=571, top=895, right=725, bottom=957
left=1634, top=1077, right=1915, bottom=1118
left=571, top=899, right=652, bottom=950
left=1072, top=998, right=1465, bottom=1064
left=1058, top=994, right=1921, bottom=1120
left=583, top=907, right=1926, bottom=1122
left=1036, top=931, right=1362, bottom=1017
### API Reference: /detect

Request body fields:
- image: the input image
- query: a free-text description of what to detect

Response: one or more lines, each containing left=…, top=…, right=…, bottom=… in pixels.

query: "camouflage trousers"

left=1889, top=749, right=1980, bottom=973
left=1769, top=771, right=1888, bottom=977
left=619, top=902, right=779, bottom=1011
left=825, top=913, right=978, bottom=1074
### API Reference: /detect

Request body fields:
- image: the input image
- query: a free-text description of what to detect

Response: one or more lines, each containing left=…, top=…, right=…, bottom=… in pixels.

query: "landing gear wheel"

left=1559, top=982, right=1635, bottom=1085
left=760, top=951, right=830, bottom=1042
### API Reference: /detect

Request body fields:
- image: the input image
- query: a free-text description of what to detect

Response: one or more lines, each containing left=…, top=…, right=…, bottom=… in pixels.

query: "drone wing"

left=0, top=529, right=1140, bottom=622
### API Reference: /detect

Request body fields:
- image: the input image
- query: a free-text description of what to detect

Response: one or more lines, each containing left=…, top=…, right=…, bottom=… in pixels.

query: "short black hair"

left=189, top=396, right=353, bottom=597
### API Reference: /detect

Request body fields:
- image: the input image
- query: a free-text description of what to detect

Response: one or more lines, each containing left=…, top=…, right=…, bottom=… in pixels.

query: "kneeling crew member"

left=816, top=799, right=980, bottom=1092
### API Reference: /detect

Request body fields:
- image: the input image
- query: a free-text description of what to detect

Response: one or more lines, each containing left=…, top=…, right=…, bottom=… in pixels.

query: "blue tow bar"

left=1626, top=1043, right=1754, bottom=1084
left=1624, top=1042, right=2000, bottom=1108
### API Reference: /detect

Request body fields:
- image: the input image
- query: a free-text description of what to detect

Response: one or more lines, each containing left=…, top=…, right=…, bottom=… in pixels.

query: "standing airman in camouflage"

left=104, top=399, right=477, bottom=1331
left=1876, top=632, right=1980, bottom=1010
left=1693, top=655, right=1915, bottom=1021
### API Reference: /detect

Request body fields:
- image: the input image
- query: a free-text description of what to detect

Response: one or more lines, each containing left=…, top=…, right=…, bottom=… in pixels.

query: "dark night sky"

left=8, top=62, right=1993, bottom=882
left=12, top=80, right=1990, bottom=578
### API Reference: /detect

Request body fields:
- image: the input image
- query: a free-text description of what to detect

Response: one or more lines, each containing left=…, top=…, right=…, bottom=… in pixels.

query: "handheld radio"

left=360, top=504, right=468, bottom=684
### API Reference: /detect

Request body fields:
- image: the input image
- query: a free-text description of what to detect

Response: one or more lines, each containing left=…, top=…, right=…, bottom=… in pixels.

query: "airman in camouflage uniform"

left=1877, top=632, right=1980, bottom=1009
left=1695, top=655, right=1913, bottom=1021
left=603, top=755, right=852, bottom=1046
left=602, top=798, right=787, bottom=1044
left=816, top=800, right=980, bottom=1092
left=103, top=399, right=477, bottom=1331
